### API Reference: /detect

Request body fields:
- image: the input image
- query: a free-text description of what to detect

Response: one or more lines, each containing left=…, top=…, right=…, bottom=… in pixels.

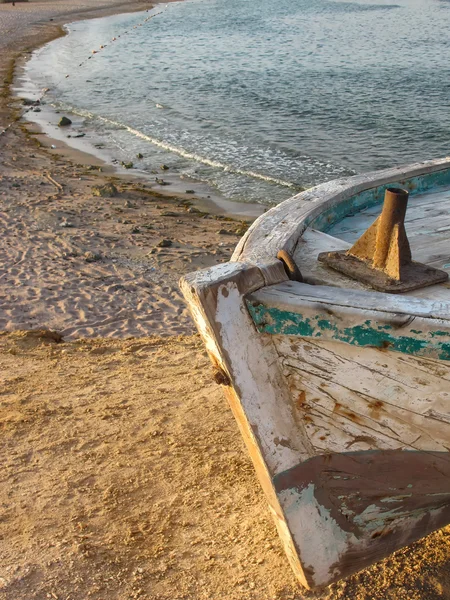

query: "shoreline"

left=0, top=0, right=257, bottom=339
left=11, top=5, right=266, bottom=220
left=19, top=91, right=266, bottom=219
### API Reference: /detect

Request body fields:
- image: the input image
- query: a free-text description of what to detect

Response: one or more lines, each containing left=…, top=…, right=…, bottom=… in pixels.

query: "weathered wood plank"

left=181, top=263, right=311, bottom=473
left=249, top=279, right=450, bottom=319
left=274, top=450, right=450, bottom=585
left=298, top=406, right=403, bottom=454
left=246, top=284, right=450, bottom=361
left=180, top=263, right=314, bottom=588
left=294, top=229, right=363, bottom=288
left=274, top=336, right=450, bottom=453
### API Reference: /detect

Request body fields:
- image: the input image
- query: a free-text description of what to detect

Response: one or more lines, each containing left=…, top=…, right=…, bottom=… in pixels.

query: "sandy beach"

left=1, top=2, right=450, bottom=599
left=0, top=142, right=244, bottom=337
left=1, top=0, right=250, bottom=339
left=2, top=331, right=450, bottom=600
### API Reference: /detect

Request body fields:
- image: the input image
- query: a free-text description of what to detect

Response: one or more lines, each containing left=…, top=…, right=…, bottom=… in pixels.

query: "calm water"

left=26, top=0, right=450, bottom=206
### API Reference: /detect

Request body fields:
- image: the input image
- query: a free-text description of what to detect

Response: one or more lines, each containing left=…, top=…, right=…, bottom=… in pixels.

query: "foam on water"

left=97, top=115, right=297, bottom=189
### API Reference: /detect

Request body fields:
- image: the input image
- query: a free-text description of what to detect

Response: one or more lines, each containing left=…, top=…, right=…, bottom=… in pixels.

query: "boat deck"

left=295, top=185, right=450, bottom=301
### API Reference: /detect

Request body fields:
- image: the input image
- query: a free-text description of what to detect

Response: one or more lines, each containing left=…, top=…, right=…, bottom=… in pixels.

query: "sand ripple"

left=0, top=167, right=237, bottom=338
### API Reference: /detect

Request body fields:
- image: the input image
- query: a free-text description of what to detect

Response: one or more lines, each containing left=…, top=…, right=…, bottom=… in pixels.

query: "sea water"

left=25, top=0, right=450, bottom=206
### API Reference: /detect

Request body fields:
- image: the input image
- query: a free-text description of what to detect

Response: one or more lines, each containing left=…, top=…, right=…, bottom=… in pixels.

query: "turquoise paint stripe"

left=246, top=301, right=450, bottom=361
left=310, top=168, right=450, bottom=233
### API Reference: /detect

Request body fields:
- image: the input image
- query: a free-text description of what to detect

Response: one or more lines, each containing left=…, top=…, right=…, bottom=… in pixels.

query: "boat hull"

left=274, top=450, right=450, bottom=585
left=181, top=159, right=450, bottom=589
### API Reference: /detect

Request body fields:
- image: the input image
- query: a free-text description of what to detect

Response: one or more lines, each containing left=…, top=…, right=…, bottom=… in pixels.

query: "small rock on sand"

left=84, top=251, right=102, bottom=263
left=22, top=98, right=40, bottom=107
left=157, top=239, right=173, bottom=248
left=92, top=183, right=118, bottom=198
left=58, top=116, right=72, bottom=127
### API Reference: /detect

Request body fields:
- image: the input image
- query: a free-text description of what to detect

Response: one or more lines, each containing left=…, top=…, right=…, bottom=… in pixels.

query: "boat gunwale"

left=232, top=157, right=450, bottom=272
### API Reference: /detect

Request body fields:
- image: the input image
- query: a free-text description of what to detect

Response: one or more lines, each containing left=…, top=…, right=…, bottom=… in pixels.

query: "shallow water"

left=26, top=0, right=450, bottom=206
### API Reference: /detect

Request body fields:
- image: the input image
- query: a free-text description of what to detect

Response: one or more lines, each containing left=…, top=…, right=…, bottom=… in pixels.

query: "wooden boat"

left=180, top=157, right=450, bottom=589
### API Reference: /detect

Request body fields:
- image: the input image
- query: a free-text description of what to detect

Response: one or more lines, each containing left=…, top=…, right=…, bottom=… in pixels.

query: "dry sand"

left=0, top=150, right=244, bottom=337
left=1, top=331, right=450, bottom=600
left=1, top=2, right=450, bottom=599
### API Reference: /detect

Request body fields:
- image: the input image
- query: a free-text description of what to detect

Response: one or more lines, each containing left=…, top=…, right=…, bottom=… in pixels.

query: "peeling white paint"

left=380, top=495, right=412, bottom=504
left=279, top=485, right=354, bottom=586
left=354, top=503, right=401, bottom=530
left=214, top=280, right=311, bottom=472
